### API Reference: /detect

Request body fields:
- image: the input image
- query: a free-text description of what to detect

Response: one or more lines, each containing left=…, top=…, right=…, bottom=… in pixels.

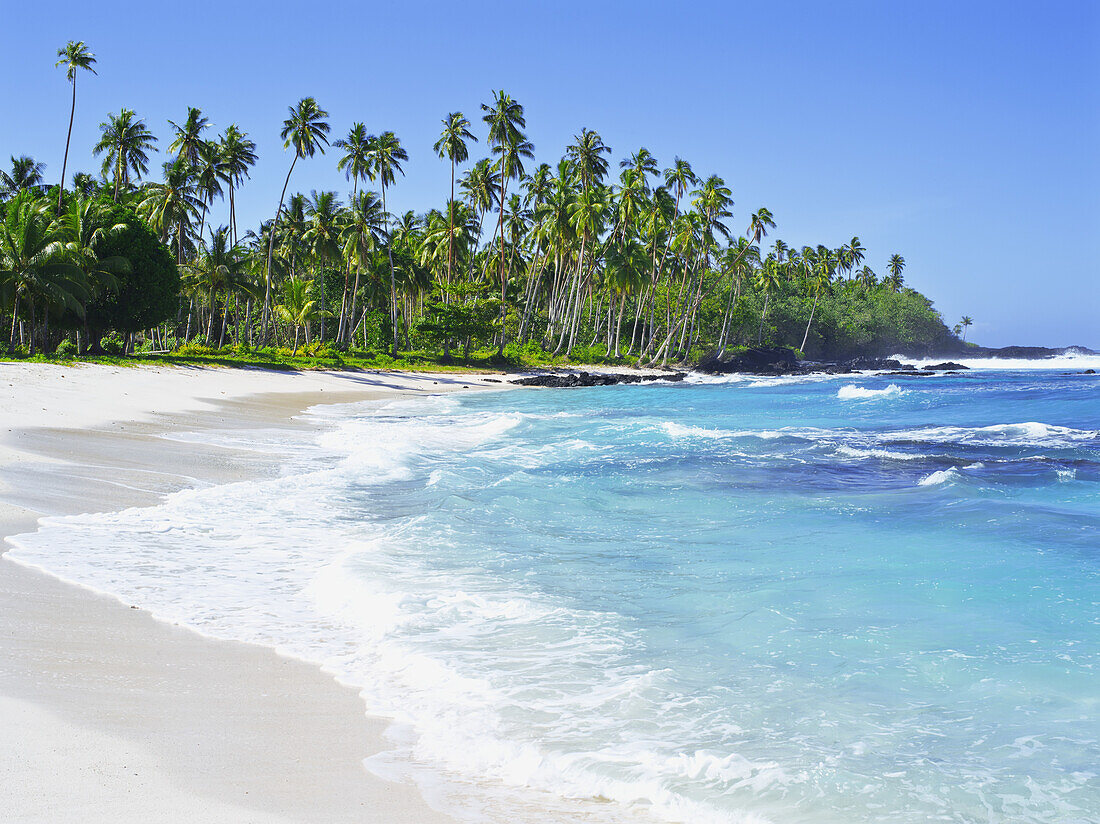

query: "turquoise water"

left=9, top=367, right=1100, bottom=823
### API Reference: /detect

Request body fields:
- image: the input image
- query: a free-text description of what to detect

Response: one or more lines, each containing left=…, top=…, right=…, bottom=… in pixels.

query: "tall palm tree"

left=433, top=112, right=477, bottom=293
left=334, top=122, right=371, bottom=198
left=481, top=90, right=533, bottom=354
left=620, top=147, right=659, bottom=189
left=339, top=190, right=386, bottom=344
left=55, top=41, right=97, bottom=213
left=167, top=107, right=211, bottom=165
left=303, top=189, right=342, bottom=340
left=960, top=316, right=973, bottom=342
left=262, top=98, right=330, bottom=340
left=93, top=109, right=158, bottom=201
left=0, top=156, right=47, bottom=197
left=365, top=130, right=407, bottom=356
left=217, top=125, right=257, bottom=246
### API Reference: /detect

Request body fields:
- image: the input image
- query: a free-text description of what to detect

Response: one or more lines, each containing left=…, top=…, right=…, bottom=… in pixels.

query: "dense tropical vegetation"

left=0, top=41, right=966, bottom=367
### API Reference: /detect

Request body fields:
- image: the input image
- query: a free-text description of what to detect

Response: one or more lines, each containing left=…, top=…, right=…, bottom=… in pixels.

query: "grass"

left=0, top=344, right=648, bottom=374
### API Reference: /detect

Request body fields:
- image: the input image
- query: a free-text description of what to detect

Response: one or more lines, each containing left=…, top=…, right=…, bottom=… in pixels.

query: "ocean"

left=9, top=357, right=1100, bottom=824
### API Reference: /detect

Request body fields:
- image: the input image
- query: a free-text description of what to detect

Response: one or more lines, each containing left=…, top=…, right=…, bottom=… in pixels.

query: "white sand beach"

left=0, top=363, right=506, bottom=823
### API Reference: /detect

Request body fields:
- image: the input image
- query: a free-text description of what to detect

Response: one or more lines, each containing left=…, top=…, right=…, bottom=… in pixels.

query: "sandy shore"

left=0, top=362, right=506, bottom=823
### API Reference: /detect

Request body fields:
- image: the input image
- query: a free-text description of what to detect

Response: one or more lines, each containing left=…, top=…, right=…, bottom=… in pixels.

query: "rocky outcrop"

left=696, top=347, right=799, bottom=375
left=512, top=371, right=686, bottom=388
left=921, top=362, right=969, bottom=371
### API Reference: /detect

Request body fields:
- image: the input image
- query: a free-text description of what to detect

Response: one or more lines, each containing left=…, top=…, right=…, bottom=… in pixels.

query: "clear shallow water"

left=8, top=364, right=1100, bottom=824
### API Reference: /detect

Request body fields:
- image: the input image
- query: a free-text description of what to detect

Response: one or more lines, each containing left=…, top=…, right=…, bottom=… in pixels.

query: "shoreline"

left=0, top=363, right=506, bottom=823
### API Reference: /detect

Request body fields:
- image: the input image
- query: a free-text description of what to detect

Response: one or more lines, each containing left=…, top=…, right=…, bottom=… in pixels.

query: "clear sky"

left=3, top=0, right=1097, bottom=347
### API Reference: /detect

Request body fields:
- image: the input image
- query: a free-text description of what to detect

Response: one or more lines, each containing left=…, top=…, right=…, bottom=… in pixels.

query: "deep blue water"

left=10, top=366, right=1100, bottom=823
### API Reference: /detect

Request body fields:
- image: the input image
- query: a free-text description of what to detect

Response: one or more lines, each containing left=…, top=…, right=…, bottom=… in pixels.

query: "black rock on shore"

left=512, top=371, right=687, bottom=388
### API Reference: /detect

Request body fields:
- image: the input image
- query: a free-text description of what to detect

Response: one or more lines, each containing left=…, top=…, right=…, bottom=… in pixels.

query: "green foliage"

left=84, top=201, right=178, bottom=334
left=54, top=338, right=77, bottom=357
left=100, top=331, right=125, bottom=355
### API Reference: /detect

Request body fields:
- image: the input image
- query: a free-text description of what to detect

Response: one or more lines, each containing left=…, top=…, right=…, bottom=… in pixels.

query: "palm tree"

left=93, top=109, right=158, bottom=201
left=339, top=190, right=386, bottom=344
left=365, top=130, right=407, bottom=356
left=755, top=258, right=784, bottom=345
left=182, top=227, right=249, bottom=344
left=433, top=112, right=477, bottom=293
left=620, top=147, right=659, bottom=189
left=275, top=276, right=324, bottom=354
left=217, top=125, right=257, bottom=246
left=303, top=189, right=342, bottom=340
left=167, top=107, right=211, bottom=166
left=0, top=156, right=47, bottom=197
left=482, top=90, right=534, bottom=355
left=139, top=160, right=202, bottom=264
left=799, top=254, right=831, bottom=353
left=334, top=122, right=372, bottom=198
left=262, top=97, right=330, bottom=341
left=960, top=316, right=973, bottom=343
left=887, top=253, right=905, bottom=291
left=0, top=193, right=90, bottom=353
left=55, top=41, right=97, bottom=213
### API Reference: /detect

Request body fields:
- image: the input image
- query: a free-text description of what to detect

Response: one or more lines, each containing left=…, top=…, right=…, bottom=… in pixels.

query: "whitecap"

left=837, top=383, right=905, bottom=400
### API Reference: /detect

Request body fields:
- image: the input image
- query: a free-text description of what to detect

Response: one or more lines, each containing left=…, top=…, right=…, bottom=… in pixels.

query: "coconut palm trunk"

left=263, top=152, right=298, bottom=342
left=58, top=79, right=77, bottom=212
left=800, top=289, right=820, bottom=353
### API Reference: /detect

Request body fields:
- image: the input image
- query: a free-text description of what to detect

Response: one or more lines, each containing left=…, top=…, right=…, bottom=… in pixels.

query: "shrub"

left=54, top=339, right=78, bottom=357
left=174, top=340, right=214, bottom=356
left=100, top=333, right=126, bottom=356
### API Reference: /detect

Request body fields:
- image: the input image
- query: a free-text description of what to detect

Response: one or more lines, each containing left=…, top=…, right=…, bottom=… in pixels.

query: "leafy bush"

left=100, top=333, right=125, bottom=355
left=54, top=339, right=78, bottom=357
left=174, top=340, right=214, bottom=356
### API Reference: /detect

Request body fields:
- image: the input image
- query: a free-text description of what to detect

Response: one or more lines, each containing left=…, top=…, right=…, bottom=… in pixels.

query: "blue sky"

left=3, top=0, right=1097, bottom=346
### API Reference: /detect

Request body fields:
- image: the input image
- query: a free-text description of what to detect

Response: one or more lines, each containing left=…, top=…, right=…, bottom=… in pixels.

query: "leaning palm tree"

left=262, top=97, right=330, bottom=341
left=365, top=130, right=407, bottom=356
left=93, top=108, right=158, bottom=201
left=960, top=316, right=973, bottom=343
left=55, top=41, right=97, bottom=212
left=799, top=256, right=831, bottom=353
left=433, top=112, right=477, bottom=292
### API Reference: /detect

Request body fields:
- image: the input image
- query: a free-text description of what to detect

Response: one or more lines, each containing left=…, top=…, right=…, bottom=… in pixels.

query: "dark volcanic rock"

left=842, top=356, right=912, bottom=371
left=697, top=347, right=798, bottom=375
left=512, top=371, right=686, bottom=388
left=922, top=361, right=969, bottom=371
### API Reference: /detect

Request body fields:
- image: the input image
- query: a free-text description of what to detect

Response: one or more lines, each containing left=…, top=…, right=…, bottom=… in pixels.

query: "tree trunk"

left=800, top=290, right=819, bottom=354
left=58, top=78, right=76, bottom=213
left=382, top=183, right=399, bottom=358
left=263, top=152, right=299, bottom=344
